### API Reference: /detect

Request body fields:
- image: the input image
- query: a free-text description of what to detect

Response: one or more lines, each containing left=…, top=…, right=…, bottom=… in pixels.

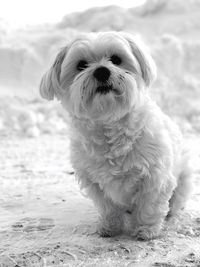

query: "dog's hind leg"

left=168, top=156, right=193, bottom=217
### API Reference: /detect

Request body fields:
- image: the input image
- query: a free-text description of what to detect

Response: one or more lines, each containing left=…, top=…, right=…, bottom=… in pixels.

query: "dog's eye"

left=110, top=55, right=122, bottom=65
left=77, top=60, right=88, bottom=71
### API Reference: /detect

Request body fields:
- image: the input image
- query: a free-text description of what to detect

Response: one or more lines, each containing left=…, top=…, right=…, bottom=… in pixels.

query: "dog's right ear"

left=39, top=47, right=67, bottom=100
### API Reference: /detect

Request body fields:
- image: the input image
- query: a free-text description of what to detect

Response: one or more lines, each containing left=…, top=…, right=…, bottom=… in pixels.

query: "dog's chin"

left=84, top=88, right=130, bottom=122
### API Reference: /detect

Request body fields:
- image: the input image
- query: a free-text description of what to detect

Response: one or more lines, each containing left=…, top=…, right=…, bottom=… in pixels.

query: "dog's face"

left=40, top=32, right=156, bottom=122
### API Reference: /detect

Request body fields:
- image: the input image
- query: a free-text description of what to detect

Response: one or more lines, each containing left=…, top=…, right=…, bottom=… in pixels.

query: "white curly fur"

left=40, top=32, right=193, bottom=240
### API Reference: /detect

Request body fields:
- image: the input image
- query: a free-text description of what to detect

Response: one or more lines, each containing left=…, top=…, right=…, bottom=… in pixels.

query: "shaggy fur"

left=39, top=32, right=193, bottom=240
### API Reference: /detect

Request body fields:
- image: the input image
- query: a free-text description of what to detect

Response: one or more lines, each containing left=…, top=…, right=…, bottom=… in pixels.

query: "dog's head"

left=40, top=32, right=156, bottom=122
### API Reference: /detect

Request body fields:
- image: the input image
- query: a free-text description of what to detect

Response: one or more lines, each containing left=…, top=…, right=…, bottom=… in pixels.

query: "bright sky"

left=0, top=0, right=146, bottom=28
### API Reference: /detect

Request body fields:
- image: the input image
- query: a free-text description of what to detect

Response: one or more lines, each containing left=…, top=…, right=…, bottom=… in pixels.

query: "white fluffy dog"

left=40, top=32, right=192, bottom=240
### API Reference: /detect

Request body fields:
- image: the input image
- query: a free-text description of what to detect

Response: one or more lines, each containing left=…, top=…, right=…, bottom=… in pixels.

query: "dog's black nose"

left=93, top=66, right=111, bottom=82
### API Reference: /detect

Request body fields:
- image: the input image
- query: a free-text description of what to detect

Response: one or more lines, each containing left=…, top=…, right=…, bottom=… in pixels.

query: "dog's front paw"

left=98, top=226, right=116, bottom=237
left=97, top=213, right=124, bottom=238
left=97, top=223, right=122, bottom=238
left=133, top=225, right=161, bottom=241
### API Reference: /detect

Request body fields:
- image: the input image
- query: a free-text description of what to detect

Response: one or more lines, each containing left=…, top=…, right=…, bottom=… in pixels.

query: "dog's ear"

left=123, top=33, right=157, bottom=87
left=39, top=47, right=67, bottom=100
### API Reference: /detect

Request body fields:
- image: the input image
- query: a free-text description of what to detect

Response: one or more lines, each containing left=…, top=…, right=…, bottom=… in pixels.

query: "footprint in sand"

left=12, top=217, right=55, bottom=232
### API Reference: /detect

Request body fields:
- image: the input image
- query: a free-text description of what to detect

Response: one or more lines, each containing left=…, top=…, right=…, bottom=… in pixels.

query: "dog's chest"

left=71, top=124, right=149, bottom=202
left=72, top=136, right=142, bottom=208
left=71, top=117, right=169, bottom=207
left=85, top=126, right=136, bottom=169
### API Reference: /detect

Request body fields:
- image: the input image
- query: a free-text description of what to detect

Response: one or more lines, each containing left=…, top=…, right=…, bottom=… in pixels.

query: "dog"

left=39, top=32, right=193, bottom=240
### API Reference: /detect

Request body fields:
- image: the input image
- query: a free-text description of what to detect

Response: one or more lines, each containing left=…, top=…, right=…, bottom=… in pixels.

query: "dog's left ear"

left=123, top=33, right=157, bottom=87
left=39, top=47, right=67, bottom=100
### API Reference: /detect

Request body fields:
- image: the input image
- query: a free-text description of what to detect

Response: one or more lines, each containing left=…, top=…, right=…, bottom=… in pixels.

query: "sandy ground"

left=0, top=133, right=200, bottom=267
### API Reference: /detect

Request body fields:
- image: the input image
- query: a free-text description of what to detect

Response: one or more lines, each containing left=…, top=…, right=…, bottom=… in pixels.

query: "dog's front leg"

left=98, top=201, right=124, bottom=237
left=132, top=178, right=175, bottom=240
left=87, top=183, right=124, bottom=237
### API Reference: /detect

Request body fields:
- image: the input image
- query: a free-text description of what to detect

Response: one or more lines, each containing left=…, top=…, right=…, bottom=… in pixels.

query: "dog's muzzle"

left=93, top=66, right=113, bottom=94
left=93, top=66, right=121, bottom=95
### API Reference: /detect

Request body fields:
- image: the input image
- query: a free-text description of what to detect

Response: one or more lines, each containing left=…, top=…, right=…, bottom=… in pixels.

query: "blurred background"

left=0, top=0, right=200, bottom=137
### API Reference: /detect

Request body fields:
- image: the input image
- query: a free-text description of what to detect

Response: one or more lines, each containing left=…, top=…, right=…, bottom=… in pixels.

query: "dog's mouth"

left=96, top=84, right=112, bottom=94
left=96, top=84, right=120, bottom=95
